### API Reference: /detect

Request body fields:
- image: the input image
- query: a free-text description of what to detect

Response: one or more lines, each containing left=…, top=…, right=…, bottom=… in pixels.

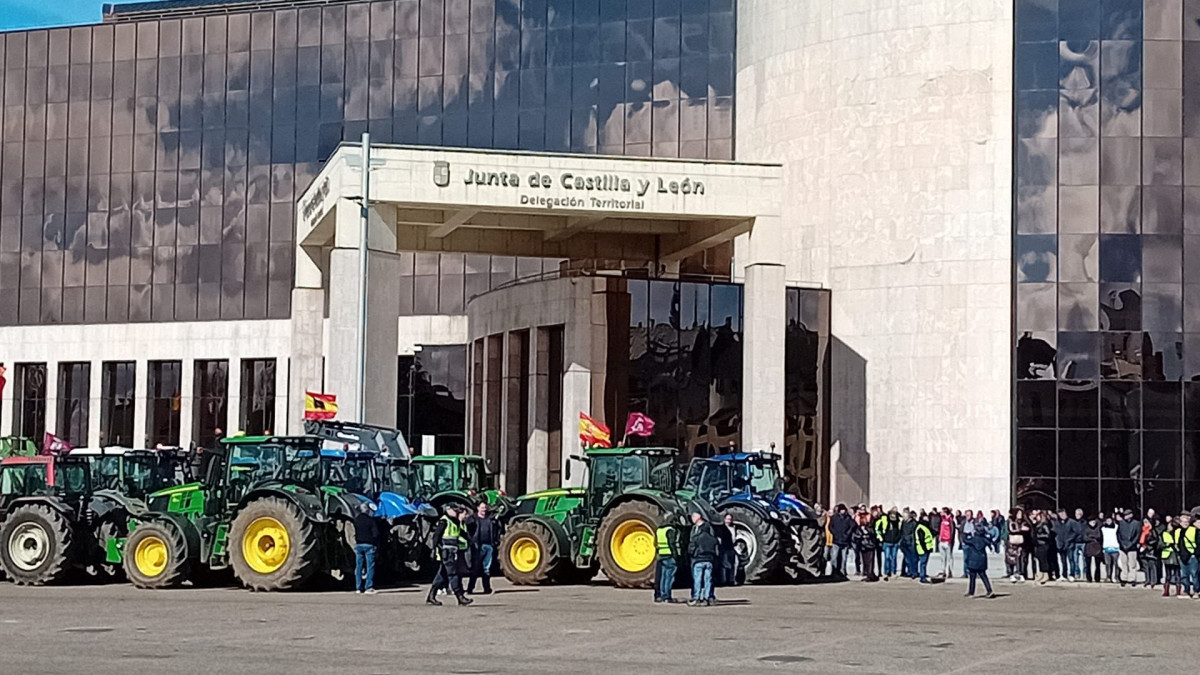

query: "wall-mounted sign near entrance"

left=301, top=177, right=332, bottom=226
left=435, top=163, right=708, bottom=212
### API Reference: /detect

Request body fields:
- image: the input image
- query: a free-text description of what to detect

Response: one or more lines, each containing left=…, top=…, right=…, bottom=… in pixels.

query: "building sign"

left=438, top=164, right=707, bottom=212
left=301, top=177, right=332, bottom=226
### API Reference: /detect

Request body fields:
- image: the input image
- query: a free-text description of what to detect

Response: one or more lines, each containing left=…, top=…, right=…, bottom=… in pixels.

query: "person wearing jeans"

left=938, top=508, right=956, bottom=578
left=466, top=501, right=499, bottom=594
left=1177, top=514, right=1199, bottom=598
left=653, top=517, right=681, bottom=603
left=876, top=508, right=902, bottom=579
left=688, top=512, right=719, bottom=606
left=828, top=504, right=855, bottom=577
left=352, top=501, right=381, bottom=594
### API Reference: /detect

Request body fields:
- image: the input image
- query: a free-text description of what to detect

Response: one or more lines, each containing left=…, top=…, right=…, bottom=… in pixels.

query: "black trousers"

left=431, top=547, right=464, bottom=596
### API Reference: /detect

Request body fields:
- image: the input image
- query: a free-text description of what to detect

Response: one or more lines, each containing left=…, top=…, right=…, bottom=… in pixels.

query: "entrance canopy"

left=294, top=144, right=784, bottom=287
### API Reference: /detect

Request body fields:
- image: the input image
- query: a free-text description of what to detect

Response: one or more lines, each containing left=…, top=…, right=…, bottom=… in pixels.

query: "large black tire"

left=722, top=504, right=784, bottom=584
left=229, top=497, right=323, bottom=592
left=327, top=516, right=356, bottom=586
left=123, top=521, right=191, bottom=589
left=784, top=520, right=825, bottom=581
left=499, top=519, right=563, bottom=585
left=596, top=500, right=664, bottom=589
left=0, top=504, right=75, bottom=585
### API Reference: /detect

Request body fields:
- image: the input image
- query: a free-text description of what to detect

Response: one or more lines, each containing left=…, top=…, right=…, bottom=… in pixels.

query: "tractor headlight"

left=768, top=511, right=780, bottom=521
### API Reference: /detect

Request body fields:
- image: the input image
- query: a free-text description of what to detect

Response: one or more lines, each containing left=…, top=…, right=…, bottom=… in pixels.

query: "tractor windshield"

left=419, top=462, right=457, bottom=494
left=1, top=464, right=48, bottom=495
left=647, top=458, right=675, bottom=492
left=124, top=455, right=177, bottom=497
left=341, top=456, right=376, bottom=495
left=91, top=456, right=122, bottom=490
left=58, top=461, right=90, bottom=494
left=385, top=462, right=420, bottom=498
left=737, top=459, right=781, bottom=494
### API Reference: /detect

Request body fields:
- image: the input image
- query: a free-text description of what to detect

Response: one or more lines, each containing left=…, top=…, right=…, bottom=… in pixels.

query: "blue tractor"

left=679, top=452, right=824, bottom=583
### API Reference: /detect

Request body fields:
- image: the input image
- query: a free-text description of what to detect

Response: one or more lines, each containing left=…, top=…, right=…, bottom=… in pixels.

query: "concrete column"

left=178, top=359, right=194, bottom=446
left=742, top=262, right=787, bottom=453
left=0, top=364, right=13, bottom=437
left=326, top=247, right=401, bottom=428
left=525, top=327, right=550, bottom=492
left=44, top=361, right=58, bottom=439
left=88, top=360, right=103, bottom=448
left=227, top=358, right=243, bottom=434
left=289, top=288, right=325, bottom=434
left=274, top=356, right=290, bottom=436
left=560, top=282, right=599, bottom=488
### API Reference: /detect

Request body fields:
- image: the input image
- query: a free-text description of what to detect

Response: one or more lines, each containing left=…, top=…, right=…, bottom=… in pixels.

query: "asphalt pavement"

left=0, top=571, right=1192, bottom=675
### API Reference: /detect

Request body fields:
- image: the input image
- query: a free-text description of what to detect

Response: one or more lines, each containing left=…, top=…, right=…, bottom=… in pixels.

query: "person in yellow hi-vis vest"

left=426, top=505, right=473, bottom=606
left=1160, top=520, right=1180, bottom=598
left=915, top=516, right=936, bottom=584
left=653, top=516, right=682, bottom=604
left=1177, top=513, right=1199, bottom=598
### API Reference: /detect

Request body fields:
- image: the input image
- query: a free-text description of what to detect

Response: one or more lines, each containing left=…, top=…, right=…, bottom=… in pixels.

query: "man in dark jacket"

left=828, top=504, right=855, bottom=577
left=1051, top=509, right=1073, bottom=582
left=688, top=512, right=719, bottom=606
left=715, top=513, right=739, bottom=586
left=852, top=511, right=880, bottom=581
left=427, top=505, right=473, bottom=606
left=900, top=511, right=919, bottom=579
left=1116, top=509, right=1142, bottom=586
left=466, top=501, right=499, bottom=595
left=876, top=508, right=903, bottom=580
left=353, top=501, right=382, bottom=594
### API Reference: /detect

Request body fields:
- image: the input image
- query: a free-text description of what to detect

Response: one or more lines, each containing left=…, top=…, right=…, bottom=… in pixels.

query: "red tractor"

left=0, top=454, right=96, bottom=584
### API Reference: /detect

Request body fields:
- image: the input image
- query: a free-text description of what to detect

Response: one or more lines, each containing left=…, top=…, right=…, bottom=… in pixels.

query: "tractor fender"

left=506, top=513, right=572, bottom=558
left=717, top=494, right=780, bottom=522
left=240, top=487, right=330, bottom=524
left=431, top=491, right=475, bottom=514
left=602, top=491, right=679, bottom=521
left=773, top=493, right=820, bottom=522
left=324, top=491, right=370, bottom=521
left=136, top=512, right=202, bottom=562
left=375, top=492, right=421, bottom=520
left=6, top=496, right=75, bottom=520
left=89, top=491, right=140, bottom=521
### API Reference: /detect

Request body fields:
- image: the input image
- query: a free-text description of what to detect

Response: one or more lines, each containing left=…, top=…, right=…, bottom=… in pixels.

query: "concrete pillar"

left=274, top=356, right=290, bottom=436
left=560, top=281, right=600, bottom=487
left=88, top=360, right=103, bottom=448
left=289, top=288, right=325, bottom=434
left=178, top=359, right=194, bottom=447
left=742, top=262, right=787, bottom=453
left=327, top=248, right=400, bottom=428
left=227, top=358, right=243, bottom=434
left=44, top=361, right=58, bottom=439
left=525, top=327, right=550, bottom=492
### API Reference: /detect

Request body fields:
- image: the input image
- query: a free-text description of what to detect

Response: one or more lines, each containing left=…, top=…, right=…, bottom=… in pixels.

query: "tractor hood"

left=375, top=492, right=431, bottom=520
left=774, top=492, right=820, bottom=522
left=517, top=487, right=586, bottom=502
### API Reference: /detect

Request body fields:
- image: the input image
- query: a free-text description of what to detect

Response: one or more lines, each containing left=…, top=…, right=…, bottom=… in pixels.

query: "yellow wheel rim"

left=242, top=517, right=291, bottom=574
left=134, top=536, right=169, bottom=578
left=609, top=519, right=655, bottom=573
left=509, top=536, right=541, bottom=573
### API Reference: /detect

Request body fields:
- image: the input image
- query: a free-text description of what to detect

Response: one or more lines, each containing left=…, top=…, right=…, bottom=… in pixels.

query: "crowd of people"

left=816, top=503, right=1200, bottom=598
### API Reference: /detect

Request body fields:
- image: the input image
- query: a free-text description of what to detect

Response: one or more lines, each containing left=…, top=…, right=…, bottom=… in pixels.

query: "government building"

left=0, top=0, right=1196, bottom=515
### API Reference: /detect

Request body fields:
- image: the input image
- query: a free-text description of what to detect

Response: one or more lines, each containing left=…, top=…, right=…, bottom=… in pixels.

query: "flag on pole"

left=579, top=412, right=612, bottom=448
left=0, top=364, right=6, bottom=399
left=42, top=433, right=73, bottom=456
left=304, top=392, right=339, bottom=421
left=625, top=412, right=656, bottom=438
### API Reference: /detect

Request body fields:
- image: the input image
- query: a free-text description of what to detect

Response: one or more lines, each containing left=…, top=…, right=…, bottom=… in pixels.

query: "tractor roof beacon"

left=680, top=451, right=824, bottom=583
left=118, top=435, right=341, bottom=592
left=498, top=446, right=706, bottom=589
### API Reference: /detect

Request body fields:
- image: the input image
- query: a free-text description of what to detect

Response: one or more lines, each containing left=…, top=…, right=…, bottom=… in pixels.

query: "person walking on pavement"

left=1160, top=519, right=1180, bottom=598
left=427, top=505, right=473, bottom=606
left=352, top=501, right=381, bottom=595
left=937, top=507, right=956, bottom=579
left=1176, top=513, right=1198, bottom=599
left=687, top=512, right=718, bottom=606
left=828, top=504, right=855, bottom=577
left=1116, top=509, right=1142, bottom=587
left=716, top=513, right=739, bottom=586
left=915, top=515, right=936, bottom=583
left=654, top=515, right=683, bottom=603
left=876, top=507, right=902, bottom=580
left=962, top=517, right=996, bottom=598
left=466, top=501, right=499, bottom=595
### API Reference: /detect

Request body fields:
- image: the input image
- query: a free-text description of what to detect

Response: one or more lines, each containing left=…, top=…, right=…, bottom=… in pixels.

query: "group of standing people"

left=654, top=512, right=742, bottom=606
left=1003, top=508, right=1200, bottom=597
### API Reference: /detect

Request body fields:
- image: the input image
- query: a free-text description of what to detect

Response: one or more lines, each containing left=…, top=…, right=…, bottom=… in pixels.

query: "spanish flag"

left=579, top=412, right=612, bottom=448
left=304, top=391, right=338, bottom=421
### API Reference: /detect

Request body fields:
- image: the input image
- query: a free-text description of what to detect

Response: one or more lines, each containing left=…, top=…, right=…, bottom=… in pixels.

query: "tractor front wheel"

left=229, top=497, right=322, bottom=592
left=0, top=504, right=74, bottom=585
left=596, top=500, right=663, bottom=589
left=722, top=504, right=784, bottom=584
left=499, top=520, right=561, bottom=585
left=123, top=521, right=190, bottom=589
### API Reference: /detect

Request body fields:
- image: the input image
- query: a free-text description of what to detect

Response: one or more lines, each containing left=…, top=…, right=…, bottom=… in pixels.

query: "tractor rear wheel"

left=722, top=504, right=784, bottom=584
left=499, top=519, right=561, bottom=585
left=597, top=500, right=663, bottom=589
left=0, top=504, right=74, bottom=585
left=230, top=497, right=322, bottom=592
left=124, top=521, right=190, bottom=589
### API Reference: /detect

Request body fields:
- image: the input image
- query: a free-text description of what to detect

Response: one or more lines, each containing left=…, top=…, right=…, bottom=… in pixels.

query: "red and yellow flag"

left=579, top=412, right=612, bottom=448
left=304, top=391, right=338, bottom=421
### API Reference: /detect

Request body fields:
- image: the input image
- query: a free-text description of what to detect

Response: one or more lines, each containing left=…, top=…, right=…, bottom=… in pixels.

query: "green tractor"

left=116, top=435, right=345, bottom=592
left=0, top=437, right=37, bottom=459
left=498, top=446, right=705, bottom=589
left=412, top=454, right=513, bottom=515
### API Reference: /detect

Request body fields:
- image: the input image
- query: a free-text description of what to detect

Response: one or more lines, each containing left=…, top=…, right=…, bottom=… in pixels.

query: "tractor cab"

left=682, top=452, right=785, bottom=503
left=0, top=455, right=91, bottom=499
left=579, top=447, right=677, bottom=518
left=73, top=447, right=182, bottom=500
left=0, top=436, right=38, bottom=459
left=412, top=455, right=488, bottom=496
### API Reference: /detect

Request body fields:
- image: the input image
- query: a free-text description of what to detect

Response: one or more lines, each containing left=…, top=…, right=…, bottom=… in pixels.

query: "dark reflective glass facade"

left=0, top=0, right=736, bottom=325
left=397, top=344, right=468, bottom=453
left=1014, top=0, right=1200, bottom=514
left=100, top=360, right=136, bottom=446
